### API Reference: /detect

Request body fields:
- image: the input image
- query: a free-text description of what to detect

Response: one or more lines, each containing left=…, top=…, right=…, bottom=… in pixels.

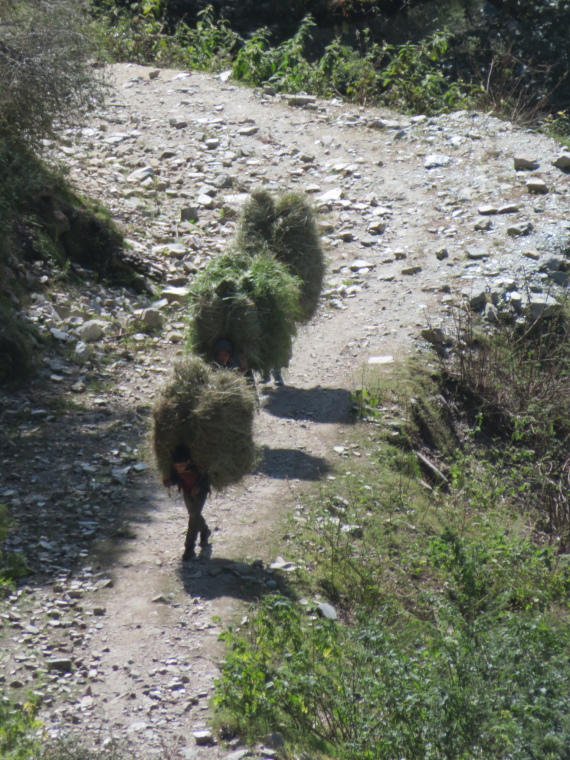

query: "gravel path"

left=0, top=63, right=568, bottom=758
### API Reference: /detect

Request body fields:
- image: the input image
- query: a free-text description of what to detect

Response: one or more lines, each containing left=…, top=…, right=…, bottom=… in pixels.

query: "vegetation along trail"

left=1, top=61, right=569, bottom=757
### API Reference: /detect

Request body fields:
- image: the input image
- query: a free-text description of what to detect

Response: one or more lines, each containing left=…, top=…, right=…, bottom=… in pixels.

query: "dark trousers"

left=182, top=489, right=210, bottom=558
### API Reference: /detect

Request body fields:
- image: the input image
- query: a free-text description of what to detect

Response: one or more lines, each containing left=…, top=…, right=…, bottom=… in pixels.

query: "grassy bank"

left=213, top=307, right=570, bottom=759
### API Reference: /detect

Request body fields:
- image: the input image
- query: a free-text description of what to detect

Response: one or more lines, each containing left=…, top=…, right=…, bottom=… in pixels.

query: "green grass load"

left=187, top=248, right=302, bottom=373
left=237, top=188, right=325, bottom=322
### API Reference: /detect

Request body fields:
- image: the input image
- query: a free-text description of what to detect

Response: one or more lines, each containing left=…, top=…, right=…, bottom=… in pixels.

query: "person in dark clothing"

left=261, top=368, right=285, bottom=386
left=212, top=337, right=254, bottom=384
left=163, top=444, right=211, bottom=561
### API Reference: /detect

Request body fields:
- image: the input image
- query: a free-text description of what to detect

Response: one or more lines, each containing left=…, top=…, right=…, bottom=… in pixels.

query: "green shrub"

left=216, top=595, right=570, bottom=759
left=0, top=694, right=40, bottom=760
left=0, top=0, right=103, bottom=149
left=91, top=1, right=237, bottom=69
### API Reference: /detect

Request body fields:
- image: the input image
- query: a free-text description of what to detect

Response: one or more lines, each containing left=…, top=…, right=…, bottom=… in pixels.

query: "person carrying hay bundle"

left=152, top=356, right=257, bottom=560
left=236, top=189, right=325, bottom=385
left=211, top=336, right=254, bottom=384
left=163, top=444, right=211, bottom=561
left=237, top=188, right=326, bottom=323
left=186, top=248, right=302, bottom=380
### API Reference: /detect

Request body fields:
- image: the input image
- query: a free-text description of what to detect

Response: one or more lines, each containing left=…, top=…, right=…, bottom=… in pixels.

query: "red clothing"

left=164, top=463, right=209, bottom=497
left=176, top=468, right=199, bottom=495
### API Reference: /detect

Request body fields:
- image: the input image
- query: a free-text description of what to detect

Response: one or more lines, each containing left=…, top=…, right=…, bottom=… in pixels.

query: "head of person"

left=213, top=337, right=233, bottom=365
left=172, top=444, right=191, bottom=474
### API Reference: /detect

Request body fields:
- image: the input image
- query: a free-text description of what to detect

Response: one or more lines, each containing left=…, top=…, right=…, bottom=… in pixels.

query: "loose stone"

left=401, top=266, right=422, bottom=275
left=507, top=222, right=533, bottom=236
left=525, top=179, right=548, bottom=194
left=513, top=155, right=539, bottom=170
left=552, top=153, right=570, bottom=170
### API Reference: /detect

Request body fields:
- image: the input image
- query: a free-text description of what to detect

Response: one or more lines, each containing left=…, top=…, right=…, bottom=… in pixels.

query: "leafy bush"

left=91, top=1, right=237, bottom=69
left=0, top=0, right=104, bottom=149
left=216, top=595, right=570, bottom=759
left=232, top=17, right=473, bottom=113
left=0, top=695, right=40, bottom=760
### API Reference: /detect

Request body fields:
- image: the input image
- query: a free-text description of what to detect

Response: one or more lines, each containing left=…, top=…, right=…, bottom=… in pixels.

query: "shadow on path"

left=178, top=552, right=294, bottom=602
left=255, top=447, right=330, bottom=480
left=262, top=385, right=354, bottom=424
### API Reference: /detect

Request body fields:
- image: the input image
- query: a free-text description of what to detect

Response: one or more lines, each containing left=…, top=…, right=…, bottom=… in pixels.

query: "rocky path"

left=1, top=63, right=569, bottom=759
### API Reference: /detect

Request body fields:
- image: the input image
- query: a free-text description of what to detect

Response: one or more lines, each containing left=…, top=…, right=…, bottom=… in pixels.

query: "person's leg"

left=271, top=368, right=284, bottom=386
left=182, top=491, right=209, bottom=560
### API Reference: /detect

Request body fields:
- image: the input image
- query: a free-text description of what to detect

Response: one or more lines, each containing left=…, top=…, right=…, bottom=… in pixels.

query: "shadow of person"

left=177, top=554, right=293, bottom=602
left=262, top=385, right=354, bottom=424
left=255, top=446, right=330, bottom=480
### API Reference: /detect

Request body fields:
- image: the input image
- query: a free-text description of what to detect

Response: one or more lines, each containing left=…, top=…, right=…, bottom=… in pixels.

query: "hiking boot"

left=182, top=545, right=195, bottom=561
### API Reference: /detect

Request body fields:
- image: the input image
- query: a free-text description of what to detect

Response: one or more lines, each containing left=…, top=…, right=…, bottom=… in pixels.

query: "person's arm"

left=163, top=470, right=181, bottom=488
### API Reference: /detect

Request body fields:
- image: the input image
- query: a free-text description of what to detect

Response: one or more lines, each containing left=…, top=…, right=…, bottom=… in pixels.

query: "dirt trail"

left=1, top=63, right=568, bottom=758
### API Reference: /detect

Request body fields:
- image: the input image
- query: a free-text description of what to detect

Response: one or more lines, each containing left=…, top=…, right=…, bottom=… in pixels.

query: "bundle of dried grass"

left=187, top=248, right=301, bottom=373
left=152, top=356, right=256, bottom=490
left=237, top=189, right=325, bottom=322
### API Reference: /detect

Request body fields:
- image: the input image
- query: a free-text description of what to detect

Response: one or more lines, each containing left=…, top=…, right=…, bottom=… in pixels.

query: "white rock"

left=152, top=243, right=187, bottom=258
left=525, top=179, right=548, bottom=194
left=368, top=220, right=386, bottom=234
left=197, top=194, right=215, bottom=208
left=514, top=155, right=539, bottom=170
left=317, top=187, right=343, bottom=202
left=528, top=295, right=561, bottom=319
left=141, top=308, right=163, bottom=329
left=76, top=320, right=106, bottom=342
left=424, top=154, right=451, bottom=169
left=553, top=152, right=570, bottom=170
left=127, top=721, right=148, bottom=733
left=287, top=95, right=315, bottom=106
left=169, top=116, right=187, bottom=129
left=161, top=287, right=189, bottom=303
left=193, top=730, right=214, bottom=745
left=367, top=355, right=394, bottom=364
left=126, top=166, right=154, bottom=183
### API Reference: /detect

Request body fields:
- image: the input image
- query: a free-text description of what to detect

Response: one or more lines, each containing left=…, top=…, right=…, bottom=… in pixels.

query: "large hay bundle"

left=236, top=188, right=276, bottom=253
left=237, top=189, right=325, bottom=322
left=187, top=248, right=301, bottom=373
left=272, top=192, right=325, bottom=322
left=188, top=287, right=263, bottom=367
left=152, top=356, right=256, bottom=490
